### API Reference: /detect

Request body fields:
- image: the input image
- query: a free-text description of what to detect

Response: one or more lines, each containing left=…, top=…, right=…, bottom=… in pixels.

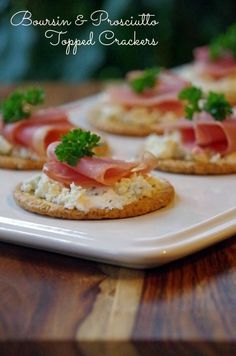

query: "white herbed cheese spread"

left=0, top=134, right=39, bottom=160
left=144, top=132, right=185, bottom=159
left=144, top=132, right=236, bottom=163
left=0, top=135, right=12, bottom=154
left=21, top=173, right=162, bottom=212
left=93, top=94, right=178, bottom=126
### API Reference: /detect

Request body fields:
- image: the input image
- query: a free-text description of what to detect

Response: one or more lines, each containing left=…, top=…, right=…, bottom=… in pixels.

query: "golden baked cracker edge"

left=0, top=141, right=109, bottom=170
left=0, top=155, right=45, bottom=170
left=155, top=159, right=236, bottom=175
left=13, top=180, right=175, bottom=220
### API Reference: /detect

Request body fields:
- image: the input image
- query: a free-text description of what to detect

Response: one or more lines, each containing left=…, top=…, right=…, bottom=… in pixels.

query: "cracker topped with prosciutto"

left=0, top=87, right=108, bottom=169
left=143, top=86, right=236, bottom=175
left=179, top=24, right=236, bottom=104
left=14, top=129, right=174, bottom=219
left=89, top=67, right=189, bottom=136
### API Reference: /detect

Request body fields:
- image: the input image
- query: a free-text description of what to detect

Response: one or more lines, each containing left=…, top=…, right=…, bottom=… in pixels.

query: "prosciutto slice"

left=19, top=123, right=73, bottom=156
left=194, top=46, right=236, bottom=79
left=43, top=160, right=102, bottom=188
left=1, top=108, right=74, bottom=156
left=107, top=71, right=188, bottom=112
left=44, top=142, right=158, bottom=187
left=172, top=113, right=236, bottom=154
left=195, top=116, right=236, bottom=154
left=27, top=108, right=69, bottom=122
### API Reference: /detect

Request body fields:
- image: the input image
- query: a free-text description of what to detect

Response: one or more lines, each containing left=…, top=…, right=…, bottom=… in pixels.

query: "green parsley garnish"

left=209, top=23, right=236, bottom=60
left=55, top=129, right=101, bottom=166
left=0, top=87, right=44, bottom=123
left=178, top=85, right=233, bottom=121
left=130, top=67, right=160, bottom=93
left=178, top=86, right=203, bottom=119
left=203, top=92, right=233, bottom=121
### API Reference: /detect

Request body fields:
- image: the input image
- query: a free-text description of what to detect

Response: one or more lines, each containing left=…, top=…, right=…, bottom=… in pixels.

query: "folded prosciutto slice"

left=172, top=113, right=236, bottom=155
left=43, top=160, right=103, bottom=187
left=107, top=71, right=188, bottom=113
left=194, top=46, right=236, bottom=79
left=195, top=116, right=236, bottom=154
left=1, top=108, right=74, bottom=156
left=44, top=142, right=158, bottom=187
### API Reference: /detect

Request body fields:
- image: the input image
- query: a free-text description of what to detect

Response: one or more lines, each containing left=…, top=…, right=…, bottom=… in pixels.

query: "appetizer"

left=180, top=24, right=236, bottom=104
left=143, top=86, right=236, bottom=174
left=89, top=67, right=189, bottom=136
left=0, top=87, right=108, bottom=169
left=14, top=129, right=174, bottom=219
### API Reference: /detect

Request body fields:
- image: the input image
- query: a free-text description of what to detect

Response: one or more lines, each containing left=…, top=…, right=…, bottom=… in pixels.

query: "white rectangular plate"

left=0, top=96, right=236, bottom=268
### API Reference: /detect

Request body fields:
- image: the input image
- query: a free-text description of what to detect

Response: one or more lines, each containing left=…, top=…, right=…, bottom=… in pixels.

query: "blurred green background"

left=0, top=0, right=236, bottom=83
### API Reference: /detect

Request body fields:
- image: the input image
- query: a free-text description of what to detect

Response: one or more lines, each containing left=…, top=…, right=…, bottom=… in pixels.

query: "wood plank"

left=132, top=236, right=236, bottom=355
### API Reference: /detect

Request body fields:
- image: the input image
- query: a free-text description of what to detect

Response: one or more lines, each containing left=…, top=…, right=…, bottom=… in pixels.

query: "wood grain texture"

left=0, top=237, right=236, bottom=356
left=0, top=83, right=236, bottom=356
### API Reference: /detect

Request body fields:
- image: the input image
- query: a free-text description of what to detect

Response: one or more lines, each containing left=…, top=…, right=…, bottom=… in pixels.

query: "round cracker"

left=13, top=178, right=174, bottom=220
left=155, top=158, right=236, bottom=175
left=89, top=108, right=174, bottom=137
left=93, top=140, right=110, bottom=156
left=0, top=141, right=109, bottom=170
left=0, top=155, right=45, bottom=170
left=179, top=65, right=236, bottom=104
left=89, top=114, right=161, bottom=137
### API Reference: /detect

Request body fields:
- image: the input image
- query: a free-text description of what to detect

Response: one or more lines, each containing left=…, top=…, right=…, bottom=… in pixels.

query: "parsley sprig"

left=209, top=23, right=236, bottom=60
left=203, top=92, right=232, bottom=121
left=178, top=86, right=202, bottom=119
left=129, top=67, right=160, bottom=93
left=178, top=86, right=233, bottom=121
left=0, top=87, right=45, bottom=123
left=55, top=129, right=101, bottom=166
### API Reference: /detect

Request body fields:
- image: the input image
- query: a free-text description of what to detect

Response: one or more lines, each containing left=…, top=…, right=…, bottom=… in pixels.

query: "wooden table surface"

left=0, top=83, right=236, bottom=356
